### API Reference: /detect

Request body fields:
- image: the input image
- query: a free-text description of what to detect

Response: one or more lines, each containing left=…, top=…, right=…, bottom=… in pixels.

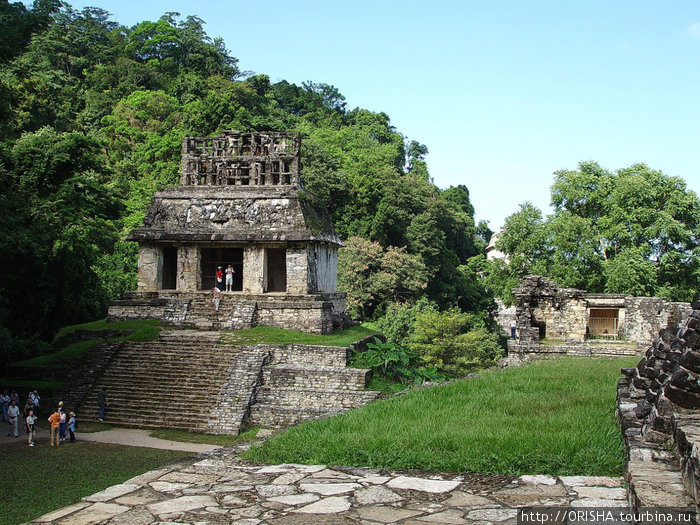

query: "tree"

left=492, top=162, right=700, bottom=302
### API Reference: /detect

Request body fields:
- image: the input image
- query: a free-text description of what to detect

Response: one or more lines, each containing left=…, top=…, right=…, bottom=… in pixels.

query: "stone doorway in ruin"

left=588, top=308, right=620, bottom=339
left=200, top=248, right=243, bottom=291
left=265, top=248, right=287, bottom=293
left=161, top=247, right=177, bottom=290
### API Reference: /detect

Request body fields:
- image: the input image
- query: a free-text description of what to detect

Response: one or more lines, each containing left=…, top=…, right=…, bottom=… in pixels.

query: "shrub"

left=350, top=337, right=446, bottom=384
left=408, top=309, right=503, bottom=376
left=375, top=298, right=437, bottom=346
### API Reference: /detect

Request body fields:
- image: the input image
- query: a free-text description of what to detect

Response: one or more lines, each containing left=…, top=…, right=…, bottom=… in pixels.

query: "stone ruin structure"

left=506, top=276, right=691, bottom=356
left=108, top=131, right=346, bottom=334
left=617, top=302, right=700, bottom=513
left=65, top=132, right=382, bottom=434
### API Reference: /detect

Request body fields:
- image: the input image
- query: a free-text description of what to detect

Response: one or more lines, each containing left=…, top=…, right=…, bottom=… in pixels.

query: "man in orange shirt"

left=48, top=408, right=61, bottom=446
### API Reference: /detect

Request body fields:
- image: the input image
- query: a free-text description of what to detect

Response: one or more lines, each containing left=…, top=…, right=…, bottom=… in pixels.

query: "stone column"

left=287, top=244, right=308, bottom=295
left=177, top=245, right=200, bottom=291
left=137, top=244, right=161, bottom=292
left=243, top=246, right=265, bottom=294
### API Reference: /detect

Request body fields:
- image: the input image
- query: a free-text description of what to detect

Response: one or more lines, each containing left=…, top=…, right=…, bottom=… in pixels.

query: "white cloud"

left=686, top=23, right=700, bottom=39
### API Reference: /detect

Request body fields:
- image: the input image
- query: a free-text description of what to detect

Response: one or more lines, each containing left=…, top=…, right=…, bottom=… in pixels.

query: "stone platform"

left=76, top=330, right=381, bottom=435
left=31, top=448, right=628, bottom=524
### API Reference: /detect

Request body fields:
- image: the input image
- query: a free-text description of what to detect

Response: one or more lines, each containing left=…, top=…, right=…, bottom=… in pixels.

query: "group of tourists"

left=212, top=264, right=236, bottom=311
left=2, top=388, right=78, bottom=447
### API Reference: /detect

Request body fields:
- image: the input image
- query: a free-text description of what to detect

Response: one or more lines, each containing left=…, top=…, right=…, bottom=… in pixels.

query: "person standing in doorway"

left=225, top=264, right=234, bottom=292
left=216, top=266, right=224, bottom=292
left=510, top=319, right=517, bottom=339
left=97, top=387, right=108, bottom=422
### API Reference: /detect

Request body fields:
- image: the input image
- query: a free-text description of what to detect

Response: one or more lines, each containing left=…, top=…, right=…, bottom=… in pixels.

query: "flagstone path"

left=30, top=444, right=628, bottom=525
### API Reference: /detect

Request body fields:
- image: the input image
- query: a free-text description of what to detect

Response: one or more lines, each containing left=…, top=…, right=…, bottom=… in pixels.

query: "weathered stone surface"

left=293, top=496, right=351, bottom=514
left=82, top=483, right=141, bottom=503
left=387, top=476, right=461, bottom=493
left=55, top=502, right=130, bottom=525
left=465, top=508, right=518, bottom=522
left=413, top=508, right=467, bottom=524
left=33, top=502, right=91, bottom=523
left=354, top=485, right=403, bottom=504
left=354, top=505, right=423, bottom=523
left=299, top=482, right=361, bottom=495
left=520, top=475, right=557, bottom=485
left=146, top=495, right=218, bottom=515
left=268, top=493, right=320, bottom=506
left=559, top=476, right=623, bottom=488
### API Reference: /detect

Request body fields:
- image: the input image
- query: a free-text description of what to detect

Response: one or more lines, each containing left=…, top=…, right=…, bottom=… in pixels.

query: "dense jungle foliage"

left=0, top=1, right=494, bottom=364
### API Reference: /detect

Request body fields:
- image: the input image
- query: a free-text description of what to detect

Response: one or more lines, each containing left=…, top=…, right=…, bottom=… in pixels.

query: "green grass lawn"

left=0, top=441, right=191, bottom=525
left=245, top=357, right=638, bottom=477
left=219, top=324, right=379, bottom=346
left=52, top=319, right=162, bottom=343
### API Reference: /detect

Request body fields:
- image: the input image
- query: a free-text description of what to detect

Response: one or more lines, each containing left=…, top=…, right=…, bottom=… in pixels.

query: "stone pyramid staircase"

left=248, top=343, right=382, bottom=428
left=80, top=330, right=269, bottom=434
left=75, top=330, right=381, bottom=434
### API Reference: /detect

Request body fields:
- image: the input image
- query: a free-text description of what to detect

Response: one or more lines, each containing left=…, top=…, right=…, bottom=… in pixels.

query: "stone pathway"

left=31, top=447, right=628, bottom=524
left=77, top=428, right=221, bottom=453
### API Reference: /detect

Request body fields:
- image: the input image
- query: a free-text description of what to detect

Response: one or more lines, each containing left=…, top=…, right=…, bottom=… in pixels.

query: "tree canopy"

left=488, top=161, right=700, bottom=303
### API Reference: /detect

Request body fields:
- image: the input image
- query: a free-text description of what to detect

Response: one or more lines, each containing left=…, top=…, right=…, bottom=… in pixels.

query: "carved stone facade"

left=108, top=131, right=346, bottom=334
left=511, top=275, right=691, bottom=347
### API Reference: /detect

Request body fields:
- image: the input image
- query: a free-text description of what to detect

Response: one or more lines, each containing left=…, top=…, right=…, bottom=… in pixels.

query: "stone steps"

left=262, top=364, right=370, bottom=390
left=248, top=403, right=343, bottom=428
left=78, top=338, right=270, bottom=434
left=269, top=344, right=349, bottom=368
left=255, top=386, right=380, bottom=409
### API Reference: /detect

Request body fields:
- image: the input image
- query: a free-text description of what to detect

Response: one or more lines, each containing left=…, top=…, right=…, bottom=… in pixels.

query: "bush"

left=408, top=309, right=503, bottom=376
left=350, top=337, right=446, bottom=384
left=375, top=298, right=436, bottom=346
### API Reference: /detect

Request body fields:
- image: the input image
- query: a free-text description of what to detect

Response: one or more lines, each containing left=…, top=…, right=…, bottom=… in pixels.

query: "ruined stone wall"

left=624, top=297, right=692, bottom=345
left=617, top=304, right=700, bottom=510
left=176, top=245, right=200, bottom=291
left=514, top=275, right=587, bottom=343
left=137, top=245, right=161, bottom=292
left=254, top=301, right=334, bottom=335
left=495, top=299, right=516, bottom=337
left=243, top=246, right=266, bottom=294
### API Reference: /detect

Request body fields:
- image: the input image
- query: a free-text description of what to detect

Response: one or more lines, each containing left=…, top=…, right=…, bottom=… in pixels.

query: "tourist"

left=97, top=387, right=108, bottom=422
left=22, top=398, right=32, bottom=436
left=216, top=266, right=224, bottom=292
left=225, top=264, right=234, bottom=292
left=212, top=286, right=221, bottom=311
left=26, top=409, right=36, bottom=446
left=67, top=412, right=76, bottom=443
left=10, top=390, right=19, bottom=406
left=7, top=400, right=19, bottom=437
left=510, top=319, right=517, bottom=339
left=48, top=408, right=61, bottom=446
left=31, top=390, right=40, bottom=415
left=58, top=401, right=67, bottom=442
left=1, top=390, right=10, bottom=422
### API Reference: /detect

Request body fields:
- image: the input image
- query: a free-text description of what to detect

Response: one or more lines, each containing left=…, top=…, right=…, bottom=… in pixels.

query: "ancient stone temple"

left=108, top=131, right=346, bottom=334
left=503, top=275, right=693, bottom=358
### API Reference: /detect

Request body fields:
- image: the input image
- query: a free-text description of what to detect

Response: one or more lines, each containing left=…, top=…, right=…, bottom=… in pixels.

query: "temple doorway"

left=161, top=247, right=177, bottom=290
left=200, top=248, right=243, bottom=291
left=265, top=248, right=287, bottom=292
left=588, top=308, right=620, bottom=338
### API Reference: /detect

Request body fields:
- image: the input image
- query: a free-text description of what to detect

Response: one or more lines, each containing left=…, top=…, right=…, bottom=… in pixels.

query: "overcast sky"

left=61, top=0, right=700, bottom=229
